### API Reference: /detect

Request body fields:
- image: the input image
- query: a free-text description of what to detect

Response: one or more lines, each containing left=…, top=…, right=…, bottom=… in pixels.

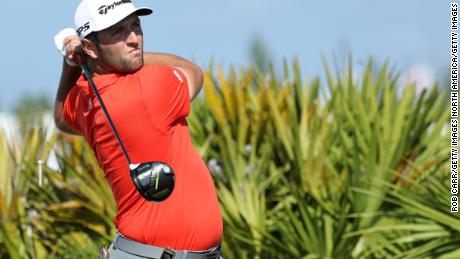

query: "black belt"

left=113, top=233, right=221, bottom=259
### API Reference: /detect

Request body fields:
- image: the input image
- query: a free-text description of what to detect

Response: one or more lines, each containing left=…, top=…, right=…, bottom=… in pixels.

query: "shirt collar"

left=76, top=72, right=123, bottom=96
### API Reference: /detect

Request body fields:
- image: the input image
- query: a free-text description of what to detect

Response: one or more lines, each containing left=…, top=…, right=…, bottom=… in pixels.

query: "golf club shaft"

left=81, top=64, right=133, bottom=165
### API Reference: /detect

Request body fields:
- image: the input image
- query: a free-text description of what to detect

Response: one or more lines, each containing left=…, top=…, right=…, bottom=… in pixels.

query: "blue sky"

left=0, top=0, right=447, bottom=111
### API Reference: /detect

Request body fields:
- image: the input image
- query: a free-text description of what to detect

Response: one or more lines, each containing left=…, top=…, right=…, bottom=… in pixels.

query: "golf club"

left=81, top=64, right=175, bottom=202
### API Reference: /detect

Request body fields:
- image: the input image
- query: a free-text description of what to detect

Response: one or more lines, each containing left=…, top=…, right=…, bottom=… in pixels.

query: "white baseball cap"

left=74, top=0, right=152, bottom=39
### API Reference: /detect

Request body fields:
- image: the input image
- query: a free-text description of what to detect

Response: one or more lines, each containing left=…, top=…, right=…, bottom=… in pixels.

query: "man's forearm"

left=54, top=60, right=82, bottom=135
left=143, top=52, right=203, bottom=100
left=144, top=52, right=196, bottom=68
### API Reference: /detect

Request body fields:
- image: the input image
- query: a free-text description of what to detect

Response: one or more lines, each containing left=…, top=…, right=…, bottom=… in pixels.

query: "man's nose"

left=126, top=31, right=139, bottom=45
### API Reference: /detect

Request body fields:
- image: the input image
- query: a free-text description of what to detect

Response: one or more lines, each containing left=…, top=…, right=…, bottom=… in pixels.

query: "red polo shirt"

left=63, top=64, right=223, bottom=250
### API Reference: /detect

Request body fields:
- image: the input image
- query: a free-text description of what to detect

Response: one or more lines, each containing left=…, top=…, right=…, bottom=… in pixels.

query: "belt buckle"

left=161, top=248, right=175, bottom=259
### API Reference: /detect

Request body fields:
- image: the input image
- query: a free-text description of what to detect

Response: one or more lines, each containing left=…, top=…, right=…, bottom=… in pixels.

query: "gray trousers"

left=107, top=244, right=224, bottom=259
left=104, top=233, right=223, bottom=259
left=107, top=243, right=146, bottom=259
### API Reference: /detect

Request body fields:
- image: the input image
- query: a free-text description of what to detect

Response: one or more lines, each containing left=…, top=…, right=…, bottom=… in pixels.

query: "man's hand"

left=63, top=36, right=85, bottom=67
left=54, top=28, right=85, bottom=67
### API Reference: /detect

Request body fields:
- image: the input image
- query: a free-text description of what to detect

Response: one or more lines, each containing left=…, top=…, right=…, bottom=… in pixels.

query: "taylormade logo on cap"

left=98, top=0, right=132, bottom=15
left=74, top=0, right=152, bottom=38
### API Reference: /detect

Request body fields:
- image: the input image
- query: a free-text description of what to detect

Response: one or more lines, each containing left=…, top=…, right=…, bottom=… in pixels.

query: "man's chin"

left=131, top=62, right=144, bottom=72
left=120, top=61, right=144, bottom=74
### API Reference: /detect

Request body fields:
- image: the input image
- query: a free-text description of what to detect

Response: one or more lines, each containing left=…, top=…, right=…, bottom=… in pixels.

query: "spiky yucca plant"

left=0, top=128, right=116, bottom=259
left=189, top=58, right=455, bottom=258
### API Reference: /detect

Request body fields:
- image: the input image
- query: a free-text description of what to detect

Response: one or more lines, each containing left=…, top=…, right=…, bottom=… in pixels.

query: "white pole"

left=37, top=160, right=43, bottom=187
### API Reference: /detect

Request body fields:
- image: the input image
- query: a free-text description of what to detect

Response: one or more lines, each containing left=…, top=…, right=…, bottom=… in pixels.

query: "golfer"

left=53, top=0, right=223, bottom=258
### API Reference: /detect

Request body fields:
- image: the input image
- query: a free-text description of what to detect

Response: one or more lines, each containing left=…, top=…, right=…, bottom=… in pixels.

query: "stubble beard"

left=100, top=45, right=144, bottom=74
left=120, top=50, right=144, bottom=73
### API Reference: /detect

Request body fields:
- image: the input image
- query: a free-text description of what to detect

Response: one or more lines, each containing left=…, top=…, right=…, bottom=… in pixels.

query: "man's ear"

left=81, top=38, right=98, bottom=59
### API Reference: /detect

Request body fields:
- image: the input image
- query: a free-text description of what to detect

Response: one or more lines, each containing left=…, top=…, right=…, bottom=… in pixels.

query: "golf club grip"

left=81, top=64, right=132, bottom=165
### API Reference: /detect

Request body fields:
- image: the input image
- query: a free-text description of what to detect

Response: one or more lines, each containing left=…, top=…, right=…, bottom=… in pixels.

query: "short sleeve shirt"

left=63, top=64, right=223, bottom=250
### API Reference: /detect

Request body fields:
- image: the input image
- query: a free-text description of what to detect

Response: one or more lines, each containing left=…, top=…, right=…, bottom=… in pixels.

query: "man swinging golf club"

left=53, top=0, right=223, bottom=258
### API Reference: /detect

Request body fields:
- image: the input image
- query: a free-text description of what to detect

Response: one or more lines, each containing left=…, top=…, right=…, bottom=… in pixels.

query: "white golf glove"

left=54, top=28, right=78, bottom=66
